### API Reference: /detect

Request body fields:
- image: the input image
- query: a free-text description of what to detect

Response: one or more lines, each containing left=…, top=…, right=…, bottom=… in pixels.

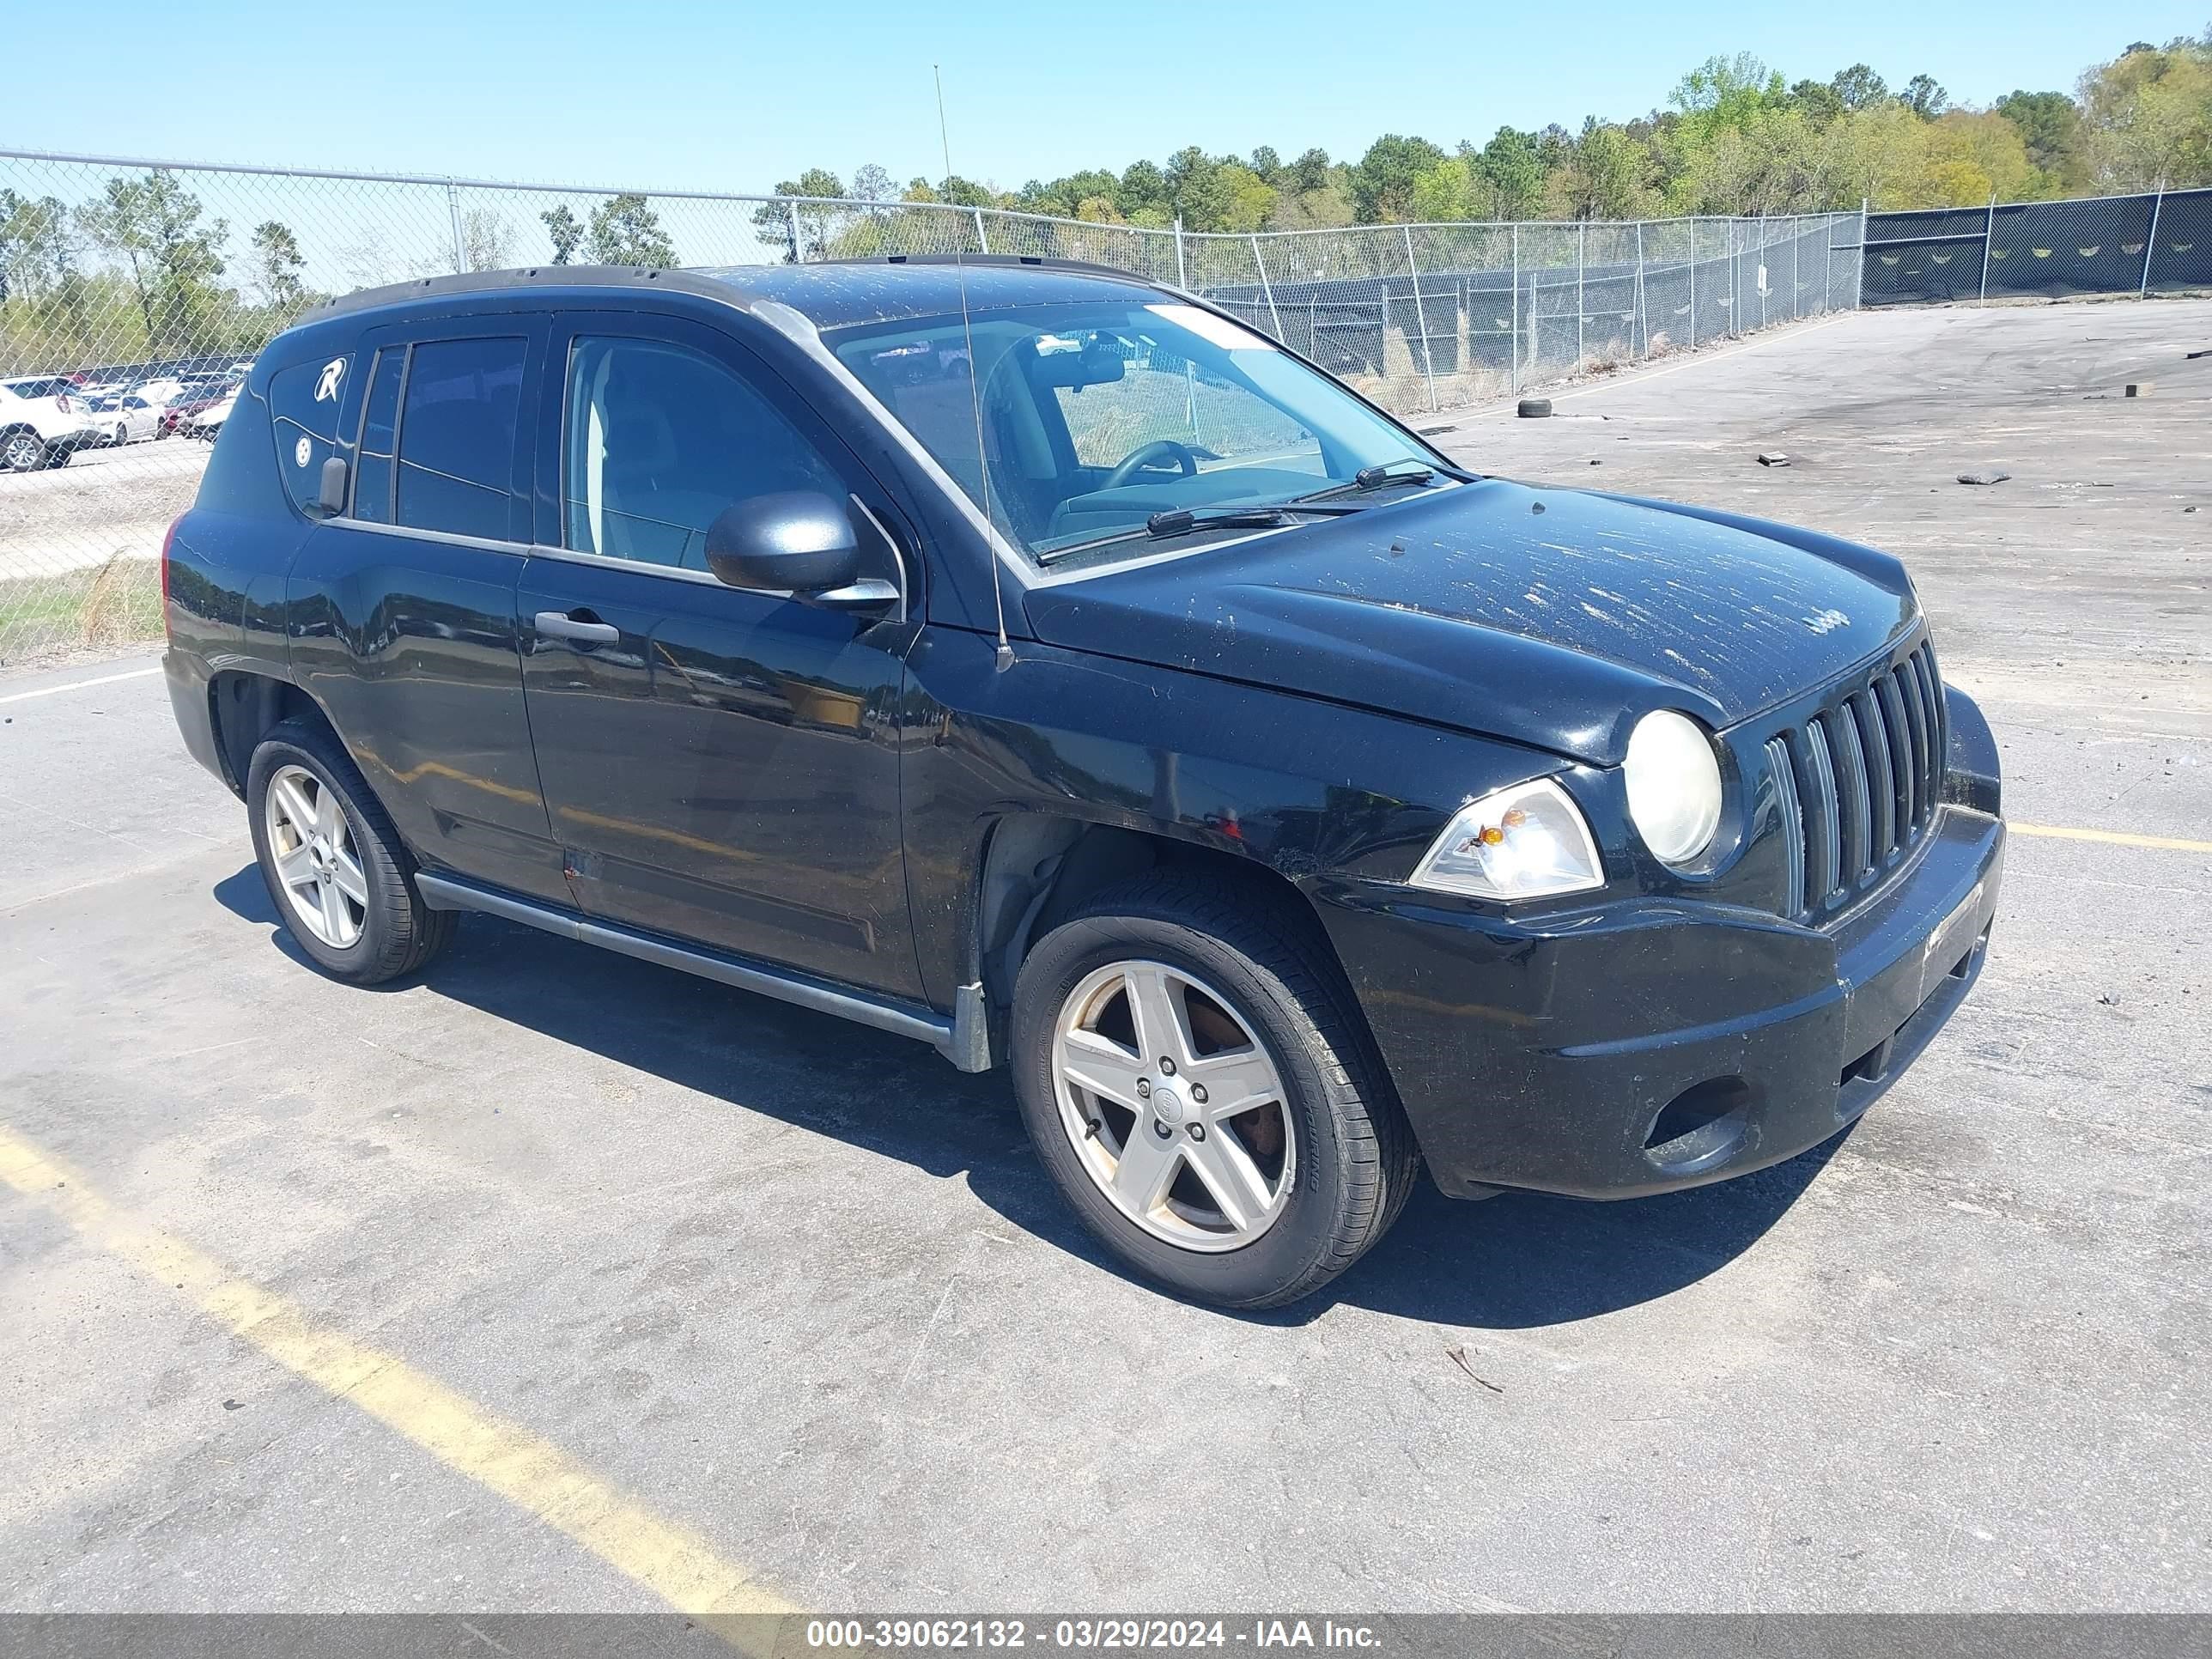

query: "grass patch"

left=0, top=560, right=162, bottom=665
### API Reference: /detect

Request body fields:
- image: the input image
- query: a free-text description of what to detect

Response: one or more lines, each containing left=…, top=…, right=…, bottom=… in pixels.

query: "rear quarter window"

left=267, top=353, right=352, bottom=514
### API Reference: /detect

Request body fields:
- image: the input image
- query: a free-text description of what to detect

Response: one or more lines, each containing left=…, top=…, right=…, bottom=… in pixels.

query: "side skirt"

left=414, top=872, right=992, bottom=1073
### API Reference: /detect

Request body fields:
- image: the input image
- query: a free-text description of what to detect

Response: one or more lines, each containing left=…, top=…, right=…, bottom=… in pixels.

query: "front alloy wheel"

left=1051, top=960, right=1295, bottom=1250
left=1012, top=872, right=1418, bottom=1309
left=2, top=432, right=45, bottom=471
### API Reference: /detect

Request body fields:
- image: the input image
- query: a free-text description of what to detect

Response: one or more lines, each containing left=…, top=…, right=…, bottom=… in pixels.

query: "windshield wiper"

left=1144, top=501, right=1366, bottom=539
left=1297, top=456, right=1471, bottom=502
left=1038, top=499, right=1367, bottom=564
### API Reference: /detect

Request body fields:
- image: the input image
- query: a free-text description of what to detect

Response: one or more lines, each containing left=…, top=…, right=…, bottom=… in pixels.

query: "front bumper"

left=1318, top=703, right=2005, bottom=1201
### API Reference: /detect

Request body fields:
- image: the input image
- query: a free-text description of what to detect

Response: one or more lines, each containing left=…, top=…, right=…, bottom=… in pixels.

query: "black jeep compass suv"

left=162, top=257, right=2004, bottom=1307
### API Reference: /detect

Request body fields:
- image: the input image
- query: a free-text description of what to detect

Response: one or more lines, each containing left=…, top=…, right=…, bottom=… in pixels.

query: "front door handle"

left=534, top=610, right=619, bottom=646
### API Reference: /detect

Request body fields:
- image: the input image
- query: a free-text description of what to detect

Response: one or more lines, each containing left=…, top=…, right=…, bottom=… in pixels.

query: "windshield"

left=828, top=299, right=1449, bottom=568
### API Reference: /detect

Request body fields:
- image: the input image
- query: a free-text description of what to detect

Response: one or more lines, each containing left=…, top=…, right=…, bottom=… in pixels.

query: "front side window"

left=562, top=336, right=843, bottom=570
left=393, top=337, right=526, bottom=540
left=830, top=299, right=1446, bottom=568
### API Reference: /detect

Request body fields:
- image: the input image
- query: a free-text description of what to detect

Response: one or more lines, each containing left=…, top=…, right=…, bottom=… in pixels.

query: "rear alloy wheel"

left=1012, top=873, right=1418, bottom=1309
left=2, top=431, right=45, bottom=471
left=246, top=718, right=453, bottom=985
left=263, top=763, right=370, bottom=951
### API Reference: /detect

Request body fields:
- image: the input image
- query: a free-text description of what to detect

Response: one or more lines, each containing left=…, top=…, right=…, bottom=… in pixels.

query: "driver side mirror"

left=705, top=491, right=891, bottom=606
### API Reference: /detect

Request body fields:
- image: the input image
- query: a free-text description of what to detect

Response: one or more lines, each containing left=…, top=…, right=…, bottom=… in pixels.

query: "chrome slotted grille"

left=1768, top=641, right=1946, bottom=921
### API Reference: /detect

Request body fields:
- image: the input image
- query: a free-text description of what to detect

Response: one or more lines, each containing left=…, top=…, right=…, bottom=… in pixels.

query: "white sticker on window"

left=295, top=435, right=312, bottom=470
left=314, top=357, right=345, bottom=402
left=1146, top=303, right=1276, bottom=352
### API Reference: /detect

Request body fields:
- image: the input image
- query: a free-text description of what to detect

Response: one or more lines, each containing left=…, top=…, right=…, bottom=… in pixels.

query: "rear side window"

left=395, top=337, right=526, bottom=539
left=268, top=353, right=350, bottom=514
left=349, top=349, right=405, bottom=524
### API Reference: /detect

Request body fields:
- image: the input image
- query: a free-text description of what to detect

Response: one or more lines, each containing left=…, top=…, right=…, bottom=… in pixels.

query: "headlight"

left=1409, top=778, right=1605, bottom=901
left=1624, top=709, right=1723, bottom=864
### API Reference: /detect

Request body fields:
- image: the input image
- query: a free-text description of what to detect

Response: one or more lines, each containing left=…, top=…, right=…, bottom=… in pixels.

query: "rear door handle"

left=534, top=610, right=619, bottom=646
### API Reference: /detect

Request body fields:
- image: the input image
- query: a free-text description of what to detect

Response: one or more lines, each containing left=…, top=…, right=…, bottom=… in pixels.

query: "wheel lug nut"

left=1152, top=1120, right=1173, bottom=1140
left=1158, top=1057, right=1176, bottom=1076
left=1135, top=1079, right=1152, bottom=1098
left=1191, top=1084, right=1208, bottom=1104
left=1188, top=1122, right=1206, bottom=1142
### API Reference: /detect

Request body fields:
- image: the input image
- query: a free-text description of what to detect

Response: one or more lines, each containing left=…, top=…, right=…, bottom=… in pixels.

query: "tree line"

left=3, top=30, right=2208, bottom=373
left=775, top=33, right=2212, bottom=233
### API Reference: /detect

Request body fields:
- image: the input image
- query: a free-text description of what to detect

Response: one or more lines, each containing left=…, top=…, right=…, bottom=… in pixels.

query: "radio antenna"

left=935, top=64, right=1014, bottom=672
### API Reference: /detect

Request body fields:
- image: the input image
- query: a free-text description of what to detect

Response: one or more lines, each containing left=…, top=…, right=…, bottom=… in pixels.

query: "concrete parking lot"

left=2, top=300, right=2207, bottom=1615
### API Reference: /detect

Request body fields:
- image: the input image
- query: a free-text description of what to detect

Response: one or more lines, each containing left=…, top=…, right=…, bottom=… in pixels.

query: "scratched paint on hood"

left=1022, top=477, right=1921, bottom=765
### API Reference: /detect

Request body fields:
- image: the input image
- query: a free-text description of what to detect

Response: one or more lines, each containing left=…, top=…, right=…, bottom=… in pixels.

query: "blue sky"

left=9, top=2, right=2204, bottom=192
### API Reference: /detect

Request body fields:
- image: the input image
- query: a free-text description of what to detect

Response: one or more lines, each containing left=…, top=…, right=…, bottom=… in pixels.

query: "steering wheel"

left=1101, top=439, right=1199, bottom=491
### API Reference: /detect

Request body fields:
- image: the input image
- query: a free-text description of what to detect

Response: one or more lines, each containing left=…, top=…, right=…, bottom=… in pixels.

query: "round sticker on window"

left=295, top=436, right=313, bottom=470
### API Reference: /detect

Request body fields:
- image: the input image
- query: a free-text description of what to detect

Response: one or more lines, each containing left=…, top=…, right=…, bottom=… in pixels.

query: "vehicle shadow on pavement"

left=216, top=867, right=1851, bottom=1332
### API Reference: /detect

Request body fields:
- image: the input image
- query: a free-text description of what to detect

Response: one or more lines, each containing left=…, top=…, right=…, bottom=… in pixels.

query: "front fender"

left=1942, top=683, right=2002, bottom=817
left=897, top=629, right=1570, bottom=1013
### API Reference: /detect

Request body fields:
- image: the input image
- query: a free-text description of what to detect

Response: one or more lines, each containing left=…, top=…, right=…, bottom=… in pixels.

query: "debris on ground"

left=1757, top=452, right=1790, bottom=467
left=2097, top=993, right=2123, bottom=1007
left=2187, top=349, right=2209, bottom=360
left=2126, top=383, right=2154, bottom=398
left=1516, top=398, right=1553, bottom=419
left=1446, top=1346, right=1505, bottom=1393
left=1958, top=471, right=2013, bottom=486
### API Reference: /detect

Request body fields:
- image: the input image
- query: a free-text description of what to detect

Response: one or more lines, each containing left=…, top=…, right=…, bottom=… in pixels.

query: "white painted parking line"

left=0, top=665, right=162, bottom=704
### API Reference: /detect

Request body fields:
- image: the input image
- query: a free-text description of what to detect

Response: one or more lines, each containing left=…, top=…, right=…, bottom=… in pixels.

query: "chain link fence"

left=0, top=145, right=1860, bottom=663
left=1863, top=187, right=2212, bottom=305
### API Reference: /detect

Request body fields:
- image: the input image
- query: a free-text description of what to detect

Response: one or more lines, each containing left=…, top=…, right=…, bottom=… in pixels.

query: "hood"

left=1021, top=477, right=1919, bottom=765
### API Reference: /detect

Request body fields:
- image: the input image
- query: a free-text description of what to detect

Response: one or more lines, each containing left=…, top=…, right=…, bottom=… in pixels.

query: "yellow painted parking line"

left=0, top=1122, right=793, bottom=1620
left=2010, top=822, right=2212, bottom=854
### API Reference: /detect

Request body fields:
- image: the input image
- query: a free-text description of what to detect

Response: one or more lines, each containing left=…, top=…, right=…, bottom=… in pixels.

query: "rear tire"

left=246, top=718, right=453, bottom=985
left=1011, top=872, right=1418, bottom=1310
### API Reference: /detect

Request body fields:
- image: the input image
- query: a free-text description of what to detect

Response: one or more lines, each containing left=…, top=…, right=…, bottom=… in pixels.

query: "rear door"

left=286, top=313, right=572, bottom=907
left=516, top=309, right=921, bottom=996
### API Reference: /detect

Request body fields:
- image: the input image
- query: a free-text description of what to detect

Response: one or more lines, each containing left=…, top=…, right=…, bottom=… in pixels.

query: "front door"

left=516, top=313, right=921, bottom=998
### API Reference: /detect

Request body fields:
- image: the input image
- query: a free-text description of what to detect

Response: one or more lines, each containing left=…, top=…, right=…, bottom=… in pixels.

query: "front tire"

left=2, top=430, right=46, bottom=471
left=1011, top=872, right=1417, bottom=1309
left=246, top=718, right=453, bottom=985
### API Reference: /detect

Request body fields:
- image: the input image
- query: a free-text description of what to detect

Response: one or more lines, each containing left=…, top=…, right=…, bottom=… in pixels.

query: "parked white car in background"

left=85, top=392, right=164, bottom=447
left=0, top=376, right=105, bottom=471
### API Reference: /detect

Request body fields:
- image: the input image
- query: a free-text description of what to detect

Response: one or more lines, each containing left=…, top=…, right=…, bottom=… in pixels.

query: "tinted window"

left=349, top=347, right=405, bottom=524
left=832, top=300, right=1432, bottom=567
left=563, top=336, right=842, bottom=570
left=395, top=337, right=526, bottom=540
left=268, top=352, right=351, bottom=514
